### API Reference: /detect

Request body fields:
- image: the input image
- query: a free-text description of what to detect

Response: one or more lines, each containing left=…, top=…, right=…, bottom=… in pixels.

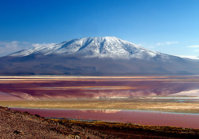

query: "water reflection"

left=1, top=75, right=199, bottom=100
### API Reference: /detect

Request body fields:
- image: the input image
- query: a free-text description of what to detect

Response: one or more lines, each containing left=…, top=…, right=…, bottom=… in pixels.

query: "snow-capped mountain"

left=11, top=37, right=159, bottom=59
left=1, top=37, right=199, bottom=75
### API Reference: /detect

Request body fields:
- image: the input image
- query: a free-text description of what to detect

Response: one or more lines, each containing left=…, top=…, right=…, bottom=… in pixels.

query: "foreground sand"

left=0, top=106, right=75, bottom=139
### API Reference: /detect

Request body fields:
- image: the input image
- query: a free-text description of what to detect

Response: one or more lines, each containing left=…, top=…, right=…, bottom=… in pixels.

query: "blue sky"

left=0, top=0, right=199, bottom=58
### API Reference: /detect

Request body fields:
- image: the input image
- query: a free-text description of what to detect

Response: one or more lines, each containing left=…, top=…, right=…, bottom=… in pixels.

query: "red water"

left=1, top=76, right=199, bottom=100
left=12, top=108, right=199, bottom=129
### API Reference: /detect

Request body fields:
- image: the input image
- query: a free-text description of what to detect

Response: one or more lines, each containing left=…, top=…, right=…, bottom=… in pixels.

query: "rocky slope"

left=0, top=106, right=77, bottom=138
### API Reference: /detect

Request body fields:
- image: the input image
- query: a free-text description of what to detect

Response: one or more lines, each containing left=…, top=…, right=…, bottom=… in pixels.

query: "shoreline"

left=11, top=107, right=199, bottom=129
left=10, top=107, right=199, bottom=115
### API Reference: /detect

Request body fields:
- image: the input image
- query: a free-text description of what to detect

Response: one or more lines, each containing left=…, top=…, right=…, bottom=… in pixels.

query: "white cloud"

left=32, top=43, right=56, bottom=48
left=187, top=45, right=199, bottom=53
left=0, top=41, right=32, bottom=57
left=156, top=41, right=179, bottom=46
left=188, top=45, right=199, bottom=48
left=0, top=41, right=56, bottom=57
left=176, top=55, right=199, bottom=60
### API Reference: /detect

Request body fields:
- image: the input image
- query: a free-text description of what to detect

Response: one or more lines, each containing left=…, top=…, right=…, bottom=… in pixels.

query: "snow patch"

left=10, top=36, right=159, bottom=59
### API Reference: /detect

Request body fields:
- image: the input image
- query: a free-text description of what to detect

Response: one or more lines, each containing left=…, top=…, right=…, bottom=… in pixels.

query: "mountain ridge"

left=0, top=36, right=199, bottom=75
left=10, top=36, right=160, bottom=59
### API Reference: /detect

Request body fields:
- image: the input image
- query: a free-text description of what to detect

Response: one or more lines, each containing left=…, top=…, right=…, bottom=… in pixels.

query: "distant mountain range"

left=0, top=36, right=199, bottom=75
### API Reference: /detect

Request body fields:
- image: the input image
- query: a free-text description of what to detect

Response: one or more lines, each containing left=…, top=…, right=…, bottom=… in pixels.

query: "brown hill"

left=0, top=106, right=78, bottom=138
